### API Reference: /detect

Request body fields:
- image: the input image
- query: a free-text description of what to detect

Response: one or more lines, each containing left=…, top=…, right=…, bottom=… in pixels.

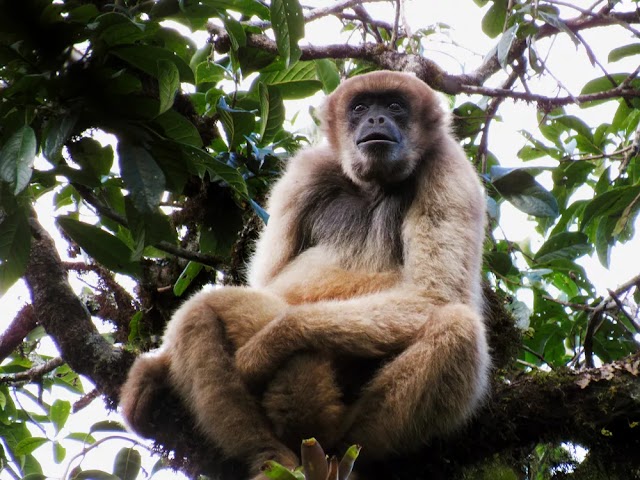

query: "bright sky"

left=1, top=1, right=639, bottom=478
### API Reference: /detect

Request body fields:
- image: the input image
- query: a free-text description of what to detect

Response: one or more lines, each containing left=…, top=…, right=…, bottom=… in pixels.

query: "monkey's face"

left=319, top=71, right=446, bottom=187
left=346, top=92, right=413, bottom=184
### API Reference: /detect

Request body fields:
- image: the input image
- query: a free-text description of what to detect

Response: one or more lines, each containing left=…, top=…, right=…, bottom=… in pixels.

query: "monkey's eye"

left=353, top=104, right=368, bottom=113
left=388, top=102, right=403, bottom=112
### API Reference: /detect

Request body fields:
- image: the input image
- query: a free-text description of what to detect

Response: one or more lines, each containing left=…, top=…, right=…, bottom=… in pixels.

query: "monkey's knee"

left=120, top=352, right=171, bottom=438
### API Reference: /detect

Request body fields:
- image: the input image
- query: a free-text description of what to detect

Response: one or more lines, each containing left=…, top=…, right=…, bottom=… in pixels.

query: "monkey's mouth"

left=357, top=132, right=398, bottom=146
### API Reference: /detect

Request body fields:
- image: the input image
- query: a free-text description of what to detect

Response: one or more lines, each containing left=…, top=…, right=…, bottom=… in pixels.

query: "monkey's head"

left=319, top=71, right=446, bottom=186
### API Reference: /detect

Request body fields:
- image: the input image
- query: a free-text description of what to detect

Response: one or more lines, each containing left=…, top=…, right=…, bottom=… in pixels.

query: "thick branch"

left=23, top=214, right=134, bottom=401
left=374, top=353, right=640, bottom=477
left=210, top=8, right=640, bottom=98
left=0, top=305, right=38, bottom=362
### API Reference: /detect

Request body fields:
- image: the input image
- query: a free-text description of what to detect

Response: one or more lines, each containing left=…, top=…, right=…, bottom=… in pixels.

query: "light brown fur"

left=120, top=71, right=490, bottom=479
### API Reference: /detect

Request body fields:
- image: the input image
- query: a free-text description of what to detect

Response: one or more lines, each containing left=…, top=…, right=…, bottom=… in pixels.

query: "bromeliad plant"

left=262, top=439, right=361, bottom=480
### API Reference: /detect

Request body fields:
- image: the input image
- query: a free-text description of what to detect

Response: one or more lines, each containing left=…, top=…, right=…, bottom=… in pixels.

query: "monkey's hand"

left=235, top=312, right=304, bottom=390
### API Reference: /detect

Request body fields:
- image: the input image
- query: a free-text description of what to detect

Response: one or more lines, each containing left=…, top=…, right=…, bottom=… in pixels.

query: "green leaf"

left=178, top=144, right=249, bottom=198
left=173, top=261, right=204, bottom=297
left=50, top=399, right=71, bottom=434
left=124, top=198, right=177, bottom=259
left=195, top=62, right=227, bottom=85
left=53, top=440, right=66, bottom=464
left=111, top=45, right=195, bottom=83
left=14, top=437, right=48, bottom=456
left=157, top=59, right=180, bottom=115
left=595, top=216, right=616, bottom=268
left=222, top=14, right=247, bottom=50
left=0, top=126, right=36, bottom=194
left=153, top=110, right=203, bottom=147
left=538, top=11, right=579, bottom=47
left=260, top=61, right=322, bottom=99
left=270, top=0, right=304, bottom=67
left=485, top=251, right=514, bottom=276
left=481, top=0, right=507, bottom=38
left=581, top=185, right=640, bottom=229
left=89, top=420, right=127, bottom=433
left=497, top=24, right=517, bottom=69
left=258, top=83, right=285, bottom=145
left=42, top=115, right=78, bottom=164
left=490, top=167, right=559, bottom=218
left=113, top=448, right=142, bottom=480
left=0, top=207, right=31, bottom=295
left=57, top=217, right=140, bottom=276
left=117, top=139, right=166, bottom=213
left=608, top=43, right=640, bottom=63
left=534, top=232, right=591, bottom=264
left=67, top=138, right=114, bottom=179
left=314, top=59, right=340, bottom=93
left=65, top=432, right=96, bottom=444
left=580, top=73, right=630, bottom=107
left=216, top=97, right=256, bottom=150
left=73, top=470, right=120, bottom=480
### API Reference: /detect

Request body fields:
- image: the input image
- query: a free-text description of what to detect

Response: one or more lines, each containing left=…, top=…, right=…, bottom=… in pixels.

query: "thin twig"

left=584, top=274, right=640, bottom=367
left=0, top=357, right=65, bottom=384
left=72, top=183, right=223, bottom=268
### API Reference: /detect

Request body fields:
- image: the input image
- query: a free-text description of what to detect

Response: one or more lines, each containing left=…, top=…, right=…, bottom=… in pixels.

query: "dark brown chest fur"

left=293, top=164, right=416, bottom=270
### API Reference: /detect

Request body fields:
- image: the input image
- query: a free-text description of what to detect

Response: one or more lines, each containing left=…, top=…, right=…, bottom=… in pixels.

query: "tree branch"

left=23, top=214, right=134, bottom=401
left=209, top=7, right=640, bottom=100
left=0, top=305, right=38, bottom=362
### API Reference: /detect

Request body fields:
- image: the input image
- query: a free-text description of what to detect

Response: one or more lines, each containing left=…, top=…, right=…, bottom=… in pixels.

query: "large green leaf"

left=110, top=45, right=194, bottom=83
left=73, top=471, right=119, bottom=480
left=314, top=59, right=340, bottom=93
left=57, top=217, right=140, bottom=276
left=157, top=59, right=180, bottom=115
left=608, top=43, right=640, bottom=63
left=173, top=261, right=204, bottom=297
left=124, top=197, right=176, bottom=260
left=481, top=0, right=507, bottom=38
left=42, top=115, right=77, bottom=164
left=216, top=97, right=256, bottom=150
left=270, top=0, right=304, bottom=67
left=14, top=438, right=48, bottom=456
left=179, top=143, right=249, bottom=198
left=50, top=399, right=71, bottom=434
left=153, top=110, right=203, bottom=147
left=260, top=61, right=322, bottom=99
left=258, top=83, right=285, bottom=145
left=195, top=61, right=228, bottom=85
left=581, top=185, right=640, bottom=230
left=490, top=167, right=559, bottom=218
left=497, top=24, right=517, bottom=69
left=117, top=139, right=166, bottom=213
left=113, top=448, right=142, bottom=480
left=534, top=232, right=591, bottom=264
left=67, top=138, right=114, bottom=180
left=0, top=126, right=36, bottom=194
left=0, top=207, right=31, bottom=295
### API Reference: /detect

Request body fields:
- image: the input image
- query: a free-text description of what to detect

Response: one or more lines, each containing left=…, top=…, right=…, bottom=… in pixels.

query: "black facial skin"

left=347, top=91, right=411, bottom=183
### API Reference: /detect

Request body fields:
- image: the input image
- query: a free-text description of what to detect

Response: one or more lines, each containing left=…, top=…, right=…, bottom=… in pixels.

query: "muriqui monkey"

left=120, top=71, right=490, bottom=479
